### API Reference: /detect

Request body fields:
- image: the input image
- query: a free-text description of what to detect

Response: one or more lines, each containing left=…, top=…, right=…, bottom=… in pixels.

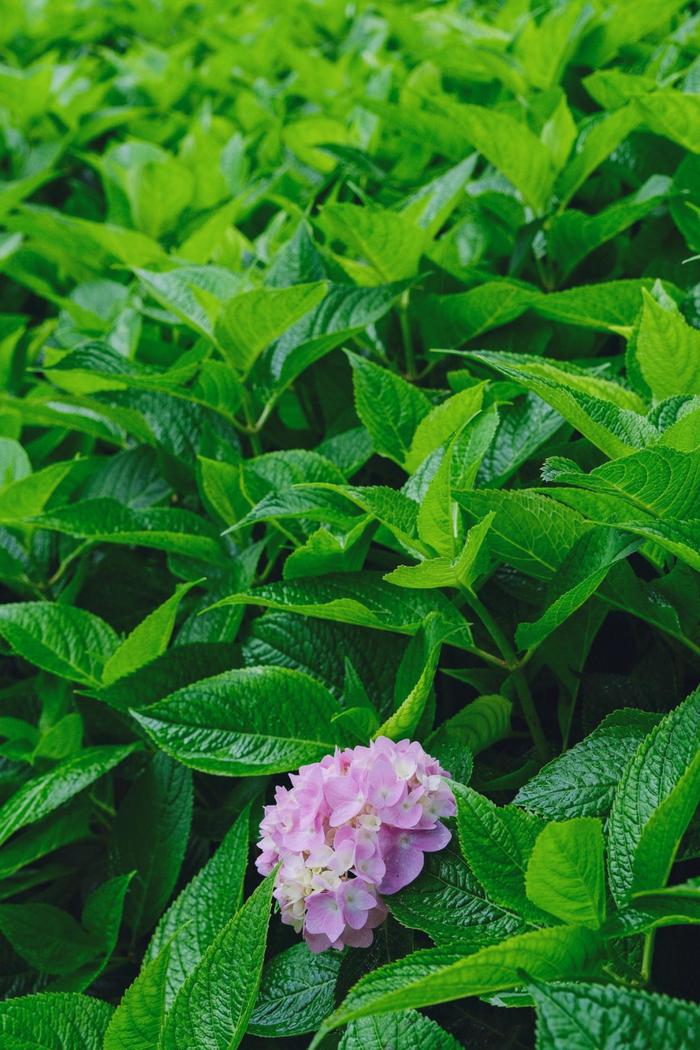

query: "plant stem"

left=239, top=387, right=262, bottom=455
left=641, top=930, right=656, bottom=984
left=461, top=587, right=549, bottom=761
left=399, top=290, right=416, bottom=379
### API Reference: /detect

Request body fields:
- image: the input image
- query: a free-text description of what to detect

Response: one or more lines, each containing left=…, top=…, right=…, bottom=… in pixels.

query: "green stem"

left=461, top=588, right=549, bottom=761
left=399, top=290, right=416, bottom=379
left=641, top=930, right=656, bottom=984
left=239, top=387, right=262, bottom=456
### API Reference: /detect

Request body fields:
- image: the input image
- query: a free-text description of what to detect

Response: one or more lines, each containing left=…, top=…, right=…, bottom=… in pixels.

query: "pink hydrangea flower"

left=256, top=736, right=455, bottom=952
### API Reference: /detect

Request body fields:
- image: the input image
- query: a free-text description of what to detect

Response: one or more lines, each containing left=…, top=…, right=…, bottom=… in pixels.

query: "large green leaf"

left=160, top=872, right=275, bottom=1050
left=525, top=818, right=606, bottom=929
left=0, top=744, right=136, bottom=848
left=132, top=667, right=343, bottom=775
left=215, top=281, right=327, bottom=375
left=515, top=710, right=660, bottom=820
left=0, top=602, right=118, bottom=685
left=145, top=806, right=250, bottom=1008
left=248, top=944, right=342, bottom=1038
left=315, top=926, right=600, bottom=1037
left=390, top=844, right=524, bottom=949
left=34, top=499, right=228, bottom=564
left=607, top=687, right=700, bottom=904
left=529, top=979, right=700, bottom=1050
left=104, top=943, right=171, bottom=1050
left=0, top=992, right=113, bottom=1050
left=338, top=1009, right=463, bottom=1050
left=109, top=753, right=193, bottom=936
left=214, top=573, right=473, bottom=647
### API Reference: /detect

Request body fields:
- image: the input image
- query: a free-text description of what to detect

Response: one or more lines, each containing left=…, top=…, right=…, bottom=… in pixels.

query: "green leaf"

left=318, top=204, right=427, bottom=283
left=0, top=901, right=99, bottom=975
left=525, top=818, right=606, bottom=929
left=145, top=806, right=250, bottom=1008
left=134, top=266, right=243, bottom=341
left=215, top=281, right=327, bottom=375
left=456, top=490, right=586, bottom=581
left=454, top=782, right=548, bottom=923
left=556, top=106, right=641, bottom=206
left=104, top=943, right=172, bottom=1050
left=515, top=528, right=638, bottom=651
left=132, top=666, right=342, bottom=775
left=348, top=353, right=431, bottom=467
left=160, top=871, right=275, bottom=1050
left=110, top=753, right=193, bottom=936
left=0, top=744, right=136, bottom=848
left=0, top=992, right=113, bottom=1050
left=339, top=1009, right=463, bottom=1050
left=635, top=91, right=700, bottom=153
left=438, top=100, right=556, bottom=213
left=102, top=581, right=199, bottom=685
left=529, top=979, right=700, bottom=1050
left=316, top=926, right=600, bottom=1037
left=215, top=573, right=473, bottom=648
left=248, top=943, right=342, bottom=1038
left=532, top=280, right=655, bottom=332
left=404, top=385, right=485, bottom=473
left=607, top=687, right=700, bottom=904
left=427, top=694, right=512, bottom=756
left=390, top=844, right=524, bottom=949
left=630, top=750, right=700, bottom=897
left=374, top=613, right=448, bottom=740
left=471, top=351, right=656, bottom=458
left=0, top=437, right=30, bottom=484
left=0, top=602, right=118, bottom=685
left=542, top=447, right=700, bottom=521
left=423, top=282, right=537, bottom=346
left=34, top=499, right=228, bottom=564
left=635, top=290, right=700, bottom=401
left=515, top=710, right=660, bottom=820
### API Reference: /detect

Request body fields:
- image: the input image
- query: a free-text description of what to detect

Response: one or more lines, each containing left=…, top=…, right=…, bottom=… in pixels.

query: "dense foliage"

left=0, top=0, right=699, bottom=1046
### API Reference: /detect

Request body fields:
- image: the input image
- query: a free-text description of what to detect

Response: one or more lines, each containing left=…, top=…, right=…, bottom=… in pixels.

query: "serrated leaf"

left=215, top=281, right=327, bottom=375
left=248, top=943, right=342, bottom=1037
left=516, top=528, right=638, bottom=651
left=160, top=871, right=275, bottom=1050
left=405, top=384, right=485, bottom=473
left=315, top=926, right=600, bottom=1038
left=132, top=667, right=342, bottom=775
left=145, top=806, right=250, bottom=1008
left=348, top=353, right=431, bottom=467
left=0, top=992, right=113, bottom=1050
left=0, top=744, right=136, bottom=848
left=102, top=581, right=198, bottom=685
left=339, top=1009, right=463, bottom=1050
left=110, top=753, right=193, bottom=936
left=525, top=818, right=606, bottom=928
left=104, top=943, right=171, bottom=1050
left=215, top=573, right=473, bottom=647
left=635, top=290, right=700, bottom=401
left=0, top=602, right=118, bottom=685
left=607, top=687, right=700, bottom=904
left=454, top=782, right=549, bottom=923
left=515, top=711, right=661, bottom=820
left=529, top=979, right=700, bottom=1050
left=34, top=499, right=228, bottom=564
left=390, top=844, right=524, bottom=949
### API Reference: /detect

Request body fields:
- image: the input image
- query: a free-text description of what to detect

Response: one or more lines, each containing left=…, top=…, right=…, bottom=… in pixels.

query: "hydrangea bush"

left=257, top=738, right=455, bottom=950
left=0, top=0, right=699, bottom=1048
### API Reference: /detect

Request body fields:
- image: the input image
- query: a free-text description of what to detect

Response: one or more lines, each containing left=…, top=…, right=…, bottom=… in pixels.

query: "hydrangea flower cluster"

left=256, top=736, right=455, bottom=953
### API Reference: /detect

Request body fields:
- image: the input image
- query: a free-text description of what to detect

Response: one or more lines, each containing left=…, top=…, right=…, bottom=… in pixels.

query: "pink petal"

left=304, top=891, right=345, bottom=942
left=379, top=839, right=425, bottom=894
left=411, top=823, right=451, bottom=852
